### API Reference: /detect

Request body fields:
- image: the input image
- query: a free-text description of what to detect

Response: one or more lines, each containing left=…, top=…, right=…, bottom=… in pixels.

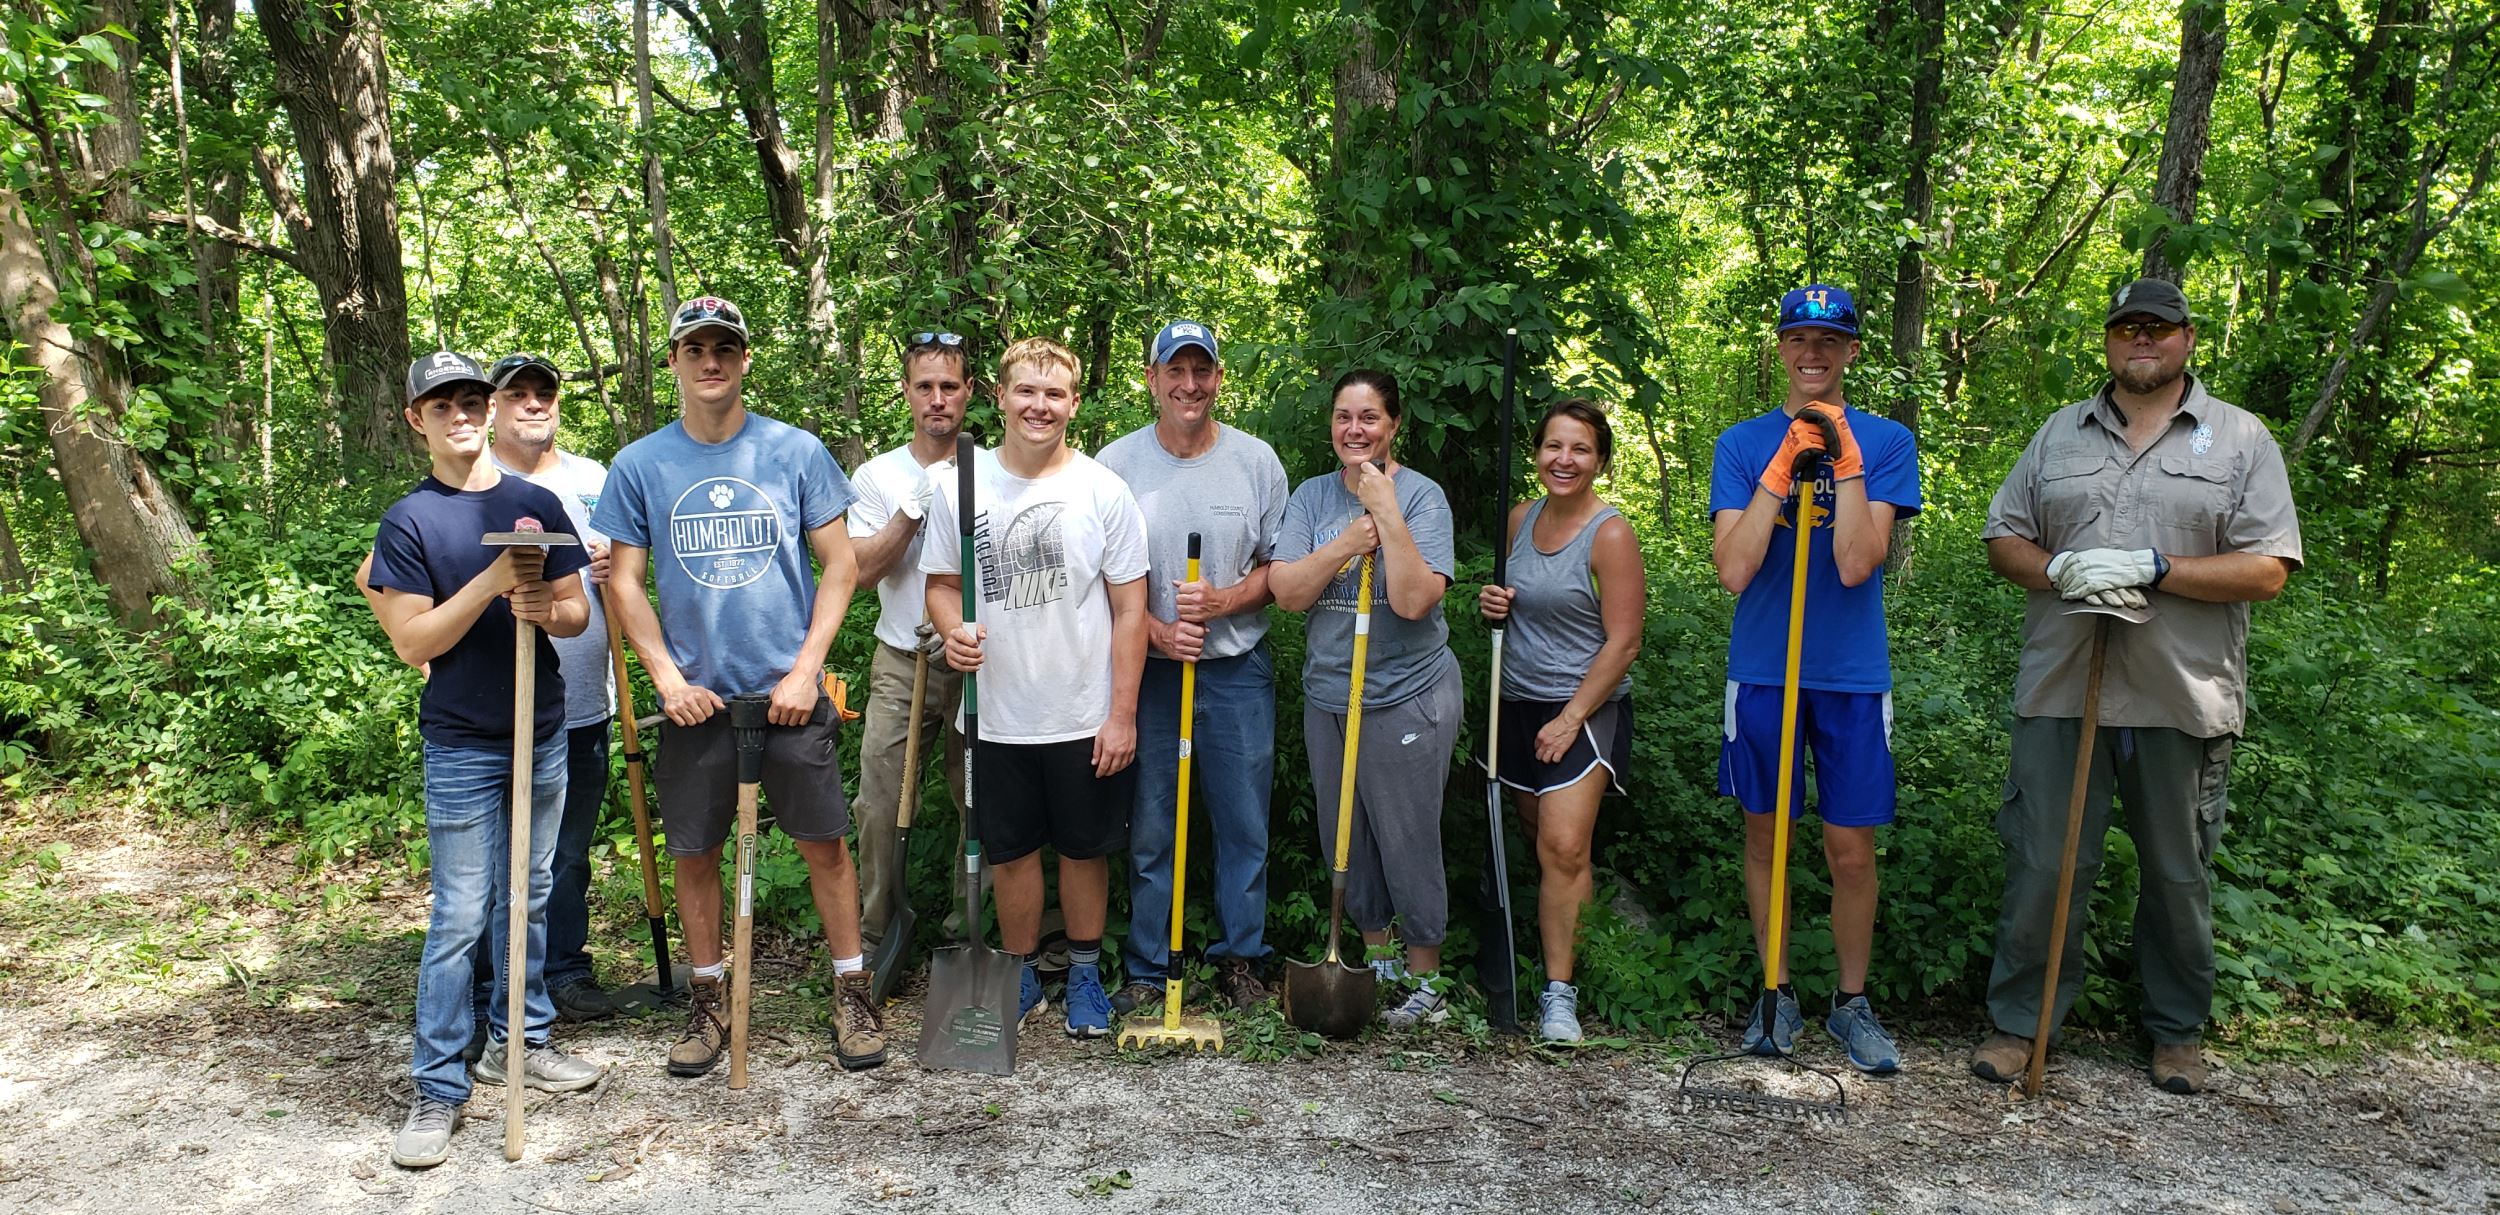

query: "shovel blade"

left=866, top=903, right=916, bottom=1006
left=916, top=942, right=1021, bottom=1075
left=1281, top=959, right=1377, bottom=1040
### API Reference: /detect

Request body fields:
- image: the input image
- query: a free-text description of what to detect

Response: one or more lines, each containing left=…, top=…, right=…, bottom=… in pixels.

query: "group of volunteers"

left=361, top=272, right=2300, bottom=1170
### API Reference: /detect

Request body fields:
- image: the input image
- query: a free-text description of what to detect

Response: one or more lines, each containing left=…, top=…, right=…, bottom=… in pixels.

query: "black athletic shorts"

left=654, top=695, right=849, bottom=856
left=1493, top=697, right=1631, bottom=797
left=976, top=737, right=1133, bottom=864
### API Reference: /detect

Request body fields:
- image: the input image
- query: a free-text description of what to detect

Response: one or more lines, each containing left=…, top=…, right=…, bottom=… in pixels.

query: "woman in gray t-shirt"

left=1477, top=399, right=1647, bottom=1043
left=1272, top=369, right=1463, bottom=1030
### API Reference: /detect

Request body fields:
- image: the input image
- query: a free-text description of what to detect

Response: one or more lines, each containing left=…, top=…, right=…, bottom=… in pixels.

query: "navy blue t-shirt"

left=1707, top=404, right=1922, bottom=693
left=369, top=475, right=591, bottom=750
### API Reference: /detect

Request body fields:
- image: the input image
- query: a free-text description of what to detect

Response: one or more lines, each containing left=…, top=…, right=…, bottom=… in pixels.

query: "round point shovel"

left=1284, top=553, right=1380, bottom=1040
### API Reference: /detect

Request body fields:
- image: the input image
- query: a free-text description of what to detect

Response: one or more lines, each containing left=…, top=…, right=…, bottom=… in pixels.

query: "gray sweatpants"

left=1302, top=664, right=1462, bottom=948
left=1985, top=715, right=2233, bottom=1045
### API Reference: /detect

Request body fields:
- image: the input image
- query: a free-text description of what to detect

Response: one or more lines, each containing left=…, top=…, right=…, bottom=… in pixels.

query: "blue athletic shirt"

left=593, top=412, right=853, bottom=697
left=368, top=475, right=590, bottom=750
left=1706, top=403, right=1922, bottom=694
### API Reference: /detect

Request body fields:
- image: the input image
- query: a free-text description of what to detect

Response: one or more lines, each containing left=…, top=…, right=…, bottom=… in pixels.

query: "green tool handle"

left=956, top=432, right=983, bottom=948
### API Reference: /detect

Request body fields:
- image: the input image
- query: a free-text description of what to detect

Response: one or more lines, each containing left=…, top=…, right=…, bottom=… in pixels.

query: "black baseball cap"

left=2106, top=278, right=2189, bottom=325
left=489, top=353, right=562, bottom=390
left=405, top=351, right=494, bottom=404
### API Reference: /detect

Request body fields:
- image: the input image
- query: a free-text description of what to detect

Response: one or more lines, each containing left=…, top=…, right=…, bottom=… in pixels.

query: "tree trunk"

left=255, top=0, right=412, bottom=464
left=1327, top=22, right=1397, bottom=307
left=635, top=0, right=680, bottom=320
left=2141, top=0, right=2227, bottom=283
left=1, top=183, right=201, bottom=625
left=0, top=493, right=26, bottom=594
left=1886, top=0, right=1944, bottom=434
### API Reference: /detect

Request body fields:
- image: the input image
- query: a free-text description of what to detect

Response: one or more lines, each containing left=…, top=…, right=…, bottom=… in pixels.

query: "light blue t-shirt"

left=1706, top=403, right=1921, bottom=693
left=592, top=412, right=853, bottom=697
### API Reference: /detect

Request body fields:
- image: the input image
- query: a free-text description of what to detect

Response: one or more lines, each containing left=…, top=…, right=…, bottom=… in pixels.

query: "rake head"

left=1677, top=1046, right=1849, bottom=1122
left=1117, top=1013, right=1226, bottom=1053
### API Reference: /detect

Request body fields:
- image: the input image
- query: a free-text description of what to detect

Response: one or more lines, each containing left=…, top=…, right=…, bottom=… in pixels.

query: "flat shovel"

left=917, top=433, right=1021, bottom=1076
left=2025, top=597, right=2154, bottom=1096
left=866, top=622, right=935, bottom=1005
left=1283, top=552, right=1380, bottom=1040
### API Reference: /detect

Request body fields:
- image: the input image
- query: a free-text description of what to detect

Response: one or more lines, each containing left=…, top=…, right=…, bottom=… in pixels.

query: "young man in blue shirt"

left=594, top=297, right=884, bottom=1075
left=1707, top=285, right=1922, bottom=1074
left=366, top=352, right=603, bottom=1169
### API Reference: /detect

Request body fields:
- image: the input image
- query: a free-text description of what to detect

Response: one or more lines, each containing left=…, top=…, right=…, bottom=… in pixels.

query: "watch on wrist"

left=2151, top=550, right=2171, bottom=587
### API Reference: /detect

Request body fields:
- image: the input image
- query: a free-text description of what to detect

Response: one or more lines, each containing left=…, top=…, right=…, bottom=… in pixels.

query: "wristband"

left=2150, top=551, right=2171, bottom=587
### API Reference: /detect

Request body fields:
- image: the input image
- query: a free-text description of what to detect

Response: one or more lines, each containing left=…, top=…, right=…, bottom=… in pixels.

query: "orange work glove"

left=1757, top=402, right=1865, bottom=500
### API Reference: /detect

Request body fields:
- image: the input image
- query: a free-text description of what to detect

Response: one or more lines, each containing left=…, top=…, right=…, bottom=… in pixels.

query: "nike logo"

left=1400, top=733, right=1419, bottom=745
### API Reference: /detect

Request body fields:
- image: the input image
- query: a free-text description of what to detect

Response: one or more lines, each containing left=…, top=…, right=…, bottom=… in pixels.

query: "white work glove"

left=2082, top=586, right=2149, bottom=611
left=900, top=467, right=937, bottom=521
left=2046, top=548, right=2158, bottom=599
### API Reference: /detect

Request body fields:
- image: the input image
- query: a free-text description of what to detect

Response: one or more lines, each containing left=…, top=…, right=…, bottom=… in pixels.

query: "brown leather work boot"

left=1969, top=1030, right=2036, bottom=1083
left=1217, top=957, right=1269, bottom=1012
left=2151, top=1040, right=2208, bottom=1095
left=833, top=970, right=889, bottom=1072
left=667, top=975, right=728, bottom=1077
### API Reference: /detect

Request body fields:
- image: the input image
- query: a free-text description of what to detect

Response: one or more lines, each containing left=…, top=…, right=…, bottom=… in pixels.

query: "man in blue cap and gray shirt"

left=1707, top=284, right=1921, bottom=1074
left=1098, top=320, right=1290, bottom=1014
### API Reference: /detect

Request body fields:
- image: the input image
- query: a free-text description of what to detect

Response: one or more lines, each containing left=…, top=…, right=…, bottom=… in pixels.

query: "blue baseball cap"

left=1777, top=285, right=1859, bottom=336
left=1149, top=319, right=1219, bottom=365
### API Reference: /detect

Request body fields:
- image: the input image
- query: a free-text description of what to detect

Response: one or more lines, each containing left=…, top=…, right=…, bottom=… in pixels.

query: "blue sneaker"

left=1826, top=995, right=1901, bottom=1074
left=1063, top=963, right=1112, bottom=1039
left=1737, top=989, right=1803, bottom=1056
left=1018, top=963, right=1047, bottom=1027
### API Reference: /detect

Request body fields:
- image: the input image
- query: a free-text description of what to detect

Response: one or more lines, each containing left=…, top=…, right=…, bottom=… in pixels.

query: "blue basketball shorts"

left=1716, top=680, right=1897, bottom=827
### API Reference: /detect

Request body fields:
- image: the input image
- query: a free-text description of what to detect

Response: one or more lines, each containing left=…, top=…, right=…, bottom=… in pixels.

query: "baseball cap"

left=2105, top=278, right=2189, bottom=325
left=405, top=351, right=495, bottom=404
left=1777, top=285, right=1859, bottom=336
left=489, top=353, right=562, bottom=390
left=1149, top=320, right=1220, bottom=365
left=668, top=296, right=750, bottom=345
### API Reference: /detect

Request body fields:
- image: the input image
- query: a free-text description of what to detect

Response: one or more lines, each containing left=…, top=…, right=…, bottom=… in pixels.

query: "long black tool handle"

left=1481, top=326, right=1522, bottom=1032
left=956, top=433, right=982, bottom=948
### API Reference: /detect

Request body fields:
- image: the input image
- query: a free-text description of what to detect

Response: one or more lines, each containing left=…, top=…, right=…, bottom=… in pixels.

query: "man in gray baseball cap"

left=1972, top=278, right=2303, bottom=1095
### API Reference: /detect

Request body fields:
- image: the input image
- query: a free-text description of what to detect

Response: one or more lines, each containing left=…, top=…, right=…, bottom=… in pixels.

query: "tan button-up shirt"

left=1983, top=377, right=2303, bottom=737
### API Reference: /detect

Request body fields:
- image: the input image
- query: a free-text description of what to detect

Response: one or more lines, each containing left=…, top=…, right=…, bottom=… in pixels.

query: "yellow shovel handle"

left=1331, top=554, right=1375, bottom=874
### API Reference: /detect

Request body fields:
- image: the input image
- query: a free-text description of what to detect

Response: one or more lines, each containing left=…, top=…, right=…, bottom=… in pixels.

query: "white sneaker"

left=1368, top=957, right=1410, bottom=985
left=1538, top=982, right=1583, bottom=1042
left=476, top=1038, right=605, bottom=1093
left=1379, top=980, right=1449, bottom=1030
left=390, top=1097, right=460, bottom=1169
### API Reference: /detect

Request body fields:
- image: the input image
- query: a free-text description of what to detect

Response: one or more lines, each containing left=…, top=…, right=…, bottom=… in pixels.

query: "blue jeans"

left=415, top=733, right=564, bottom=1105
left=1123, top=646, right=1277, bottom=981
left=468, top=722, right=608, bottom=1015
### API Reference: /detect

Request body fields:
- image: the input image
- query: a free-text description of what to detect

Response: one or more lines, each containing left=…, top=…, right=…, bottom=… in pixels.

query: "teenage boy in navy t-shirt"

left=365, top=352, right=601, bottom=1170
left=1707, top=285, right=1922, bottom=1075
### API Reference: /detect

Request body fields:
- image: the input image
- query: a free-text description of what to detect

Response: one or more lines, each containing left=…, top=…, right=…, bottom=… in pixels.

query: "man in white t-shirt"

left=849, top=334, right=974, bottom=959
left=923, top=336, right=1148, bottom=1041
left=481, top=354, right=620, bottom=1028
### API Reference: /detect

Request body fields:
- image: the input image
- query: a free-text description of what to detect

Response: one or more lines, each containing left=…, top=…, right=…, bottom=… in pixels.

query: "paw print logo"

left=708, top=481, right=734, bottom=510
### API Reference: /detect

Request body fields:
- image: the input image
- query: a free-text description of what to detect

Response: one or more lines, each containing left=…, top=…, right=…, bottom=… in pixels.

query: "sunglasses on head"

left=2107, top=319, right=2183, bottom=342
left=909, top=331, right=966, bottom=348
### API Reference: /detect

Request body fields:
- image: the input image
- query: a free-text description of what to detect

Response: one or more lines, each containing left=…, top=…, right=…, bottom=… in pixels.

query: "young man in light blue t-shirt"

left=594, top=297, right=886, bottom=1075
left=1707, top=284, right=1922, bottom=1075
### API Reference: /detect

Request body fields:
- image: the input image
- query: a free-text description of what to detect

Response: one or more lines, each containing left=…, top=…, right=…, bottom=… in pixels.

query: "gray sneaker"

left=1379, top=977, right=1448, bottom=1030
left=1825, top=995, right=1901, bottom=1074
left=476, top=1039, right=605, bottom=1093
left=1538, top=982, right=1583, bottom=1043
left=390, top=1097, right=461, bottom=1169
left=1737, top=989, right=1804, bottom=1056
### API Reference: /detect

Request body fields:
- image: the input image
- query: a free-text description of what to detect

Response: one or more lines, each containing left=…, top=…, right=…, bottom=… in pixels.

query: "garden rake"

left=1678, top=408, right=1847, bottom=1122
left=1120, top=534, right=1225, bottom=1052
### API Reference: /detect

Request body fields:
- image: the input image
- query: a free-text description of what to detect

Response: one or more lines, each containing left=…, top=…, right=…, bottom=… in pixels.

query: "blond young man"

left=923, top=337, right=1149, bottom=1039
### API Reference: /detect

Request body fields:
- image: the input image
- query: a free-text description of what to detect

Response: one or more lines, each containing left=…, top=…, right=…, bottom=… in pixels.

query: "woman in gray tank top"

left=1476, top=399, right=1647, bottom=1043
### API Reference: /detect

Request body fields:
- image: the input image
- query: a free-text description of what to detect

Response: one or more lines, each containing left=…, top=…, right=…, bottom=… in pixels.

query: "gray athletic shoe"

left=1538, top=982, right=1584, bottom=1043
left=390, top=1097, right=461, bottom=1169
left=1379, top=978, right=1449, bottom=1030
left=475, top=1039, right=605, bottom=1093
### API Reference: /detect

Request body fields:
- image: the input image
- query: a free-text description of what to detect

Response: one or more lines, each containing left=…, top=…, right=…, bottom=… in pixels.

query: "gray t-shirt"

left=494, top=450, right=613, bottom=728
left=1096, top=422, right=1289, bottom=661
left=1276, top=467, right=1459, bottom=711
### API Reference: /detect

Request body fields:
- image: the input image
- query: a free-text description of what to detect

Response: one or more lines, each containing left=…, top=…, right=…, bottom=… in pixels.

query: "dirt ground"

left=3, top=802, right=2494, bottom=1214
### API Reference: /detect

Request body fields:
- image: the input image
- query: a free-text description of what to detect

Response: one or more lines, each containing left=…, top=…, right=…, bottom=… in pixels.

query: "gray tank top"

left=1500, top=499, right=1629, bottom=703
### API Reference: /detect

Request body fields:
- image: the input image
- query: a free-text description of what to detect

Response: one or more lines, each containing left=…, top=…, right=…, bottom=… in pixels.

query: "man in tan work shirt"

left=1971, top=277, right=2303, bottom=1096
